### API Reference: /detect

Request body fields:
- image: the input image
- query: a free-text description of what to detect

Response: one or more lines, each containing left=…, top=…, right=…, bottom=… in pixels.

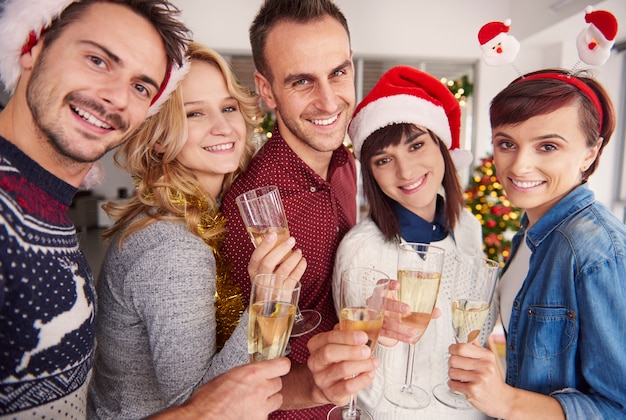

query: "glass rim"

left=456, top=253, right=500, bottom=268
left=235, top=185, right=280, bottom=204
left=398, top=242, right=446, bottom=254
left=252, top=273, right=301, bottom=292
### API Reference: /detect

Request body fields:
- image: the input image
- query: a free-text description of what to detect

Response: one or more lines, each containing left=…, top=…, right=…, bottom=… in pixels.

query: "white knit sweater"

left=333, top=211, right=496, bottom=420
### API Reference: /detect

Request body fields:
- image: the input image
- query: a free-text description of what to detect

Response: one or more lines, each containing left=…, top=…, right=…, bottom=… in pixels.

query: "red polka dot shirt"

left=222, top=130, right=357, bottom=419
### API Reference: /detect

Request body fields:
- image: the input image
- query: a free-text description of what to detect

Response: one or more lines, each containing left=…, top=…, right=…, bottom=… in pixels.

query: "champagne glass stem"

left=346, top=393, right=358, bottom=417
left=402, top=342, right=416, bottom=391
left=294, top=306, right=304, bottom=323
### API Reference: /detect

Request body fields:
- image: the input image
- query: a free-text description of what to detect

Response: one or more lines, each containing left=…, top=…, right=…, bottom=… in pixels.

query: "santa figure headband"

left=0, top=0, right=189, bottom=117
left=478, top=6, right=618, bottom=130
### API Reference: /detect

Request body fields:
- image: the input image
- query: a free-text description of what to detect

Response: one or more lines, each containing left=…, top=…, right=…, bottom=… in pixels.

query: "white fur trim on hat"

left=147, top=57, right=190, bottom=117
left=0, top=0, right=74, bottom=93
left=0, top=0, right=188, bottom=119
left=450, top=149, right=474, bottom=169
left=348, top=94, right=452, bottom=160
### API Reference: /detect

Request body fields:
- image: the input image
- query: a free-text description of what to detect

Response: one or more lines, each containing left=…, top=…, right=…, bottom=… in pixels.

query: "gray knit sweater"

left=87, top=218, right=249, bottom=419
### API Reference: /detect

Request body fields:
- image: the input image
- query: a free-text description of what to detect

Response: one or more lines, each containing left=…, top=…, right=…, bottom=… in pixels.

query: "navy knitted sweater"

left=0, top=135, right=95, bottom=418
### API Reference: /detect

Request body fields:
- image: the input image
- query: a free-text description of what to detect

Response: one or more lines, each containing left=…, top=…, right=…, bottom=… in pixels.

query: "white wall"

left=174, top=0, right=511, bottom=59
left=91, top=0, right=625, bottom=215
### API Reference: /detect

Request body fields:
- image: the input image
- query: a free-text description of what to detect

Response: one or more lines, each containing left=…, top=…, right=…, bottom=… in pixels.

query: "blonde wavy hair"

left=103, top=41, right=263, bottom=246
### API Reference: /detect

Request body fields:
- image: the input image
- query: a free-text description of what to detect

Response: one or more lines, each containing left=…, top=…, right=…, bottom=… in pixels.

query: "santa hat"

left=0, top=0, right=188, bottom=117
left=348, top=66, right=472, bottom=168
left=584, top=6, right=618, bottom=42
left=478, top=19, right=512, bottom=47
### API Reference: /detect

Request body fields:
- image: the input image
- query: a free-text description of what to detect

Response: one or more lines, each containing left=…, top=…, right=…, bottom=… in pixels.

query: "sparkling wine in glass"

left=327, top=267, right=390, bottom=420
left=236, top=185, right=322, bottom=336
left=384, top=242, right=445, bottom=410
left=432, top=253, right=499, bottom=409
left=248, top=274, right=301, bottom=361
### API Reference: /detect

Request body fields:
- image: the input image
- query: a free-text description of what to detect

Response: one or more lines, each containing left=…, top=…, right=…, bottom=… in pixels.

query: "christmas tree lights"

left=464, top=155, right=522, bottom=267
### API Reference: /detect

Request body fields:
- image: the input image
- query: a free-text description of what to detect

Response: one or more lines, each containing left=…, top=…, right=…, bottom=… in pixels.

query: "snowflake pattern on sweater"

left=0, top=136, right=95, bottom=418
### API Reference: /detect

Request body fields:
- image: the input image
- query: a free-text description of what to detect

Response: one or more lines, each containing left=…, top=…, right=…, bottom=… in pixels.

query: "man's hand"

left=248, top=232, right=307, bottom=281
left=148, top=358, right=291, bottom=420
left=306, top=328, right=378, bottom=407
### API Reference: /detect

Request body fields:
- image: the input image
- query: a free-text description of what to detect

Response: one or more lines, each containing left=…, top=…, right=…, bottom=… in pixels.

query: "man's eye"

left=89, top=56, right=105, bottom=67
left=134, top=84, right=149, bottom=97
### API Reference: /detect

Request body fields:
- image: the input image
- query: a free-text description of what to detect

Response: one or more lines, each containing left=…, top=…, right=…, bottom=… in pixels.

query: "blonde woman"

left=87, top=42, right=305, bottom=419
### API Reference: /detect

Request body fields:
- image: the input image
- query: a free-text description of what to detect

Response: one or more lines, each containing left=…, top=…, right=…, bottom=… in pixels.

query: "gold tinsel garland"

left=166, top=191, right=245, bottom=349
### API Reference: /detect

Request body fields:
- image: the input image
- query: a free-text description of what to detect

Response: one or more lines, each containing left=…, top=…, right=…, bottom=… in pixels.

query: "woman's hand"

left=378, top=279, right=441, bottom=347
left=247, top=232, right=307, bottom=282
left=447, top=342, right=566, bottom=419
left=447, top=341, right=508, bottom=417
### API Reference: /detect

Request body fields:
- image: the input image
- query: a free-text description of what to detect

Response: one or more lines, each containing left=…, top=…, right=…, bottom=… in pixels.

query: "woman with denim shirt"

left=447, top=68, right=626, bottom=419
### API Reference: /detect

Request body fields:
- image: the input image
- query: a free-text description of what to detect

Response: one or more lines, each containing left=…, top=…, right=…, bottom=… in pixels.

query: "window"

left=226, top=54, right=477, bottom=155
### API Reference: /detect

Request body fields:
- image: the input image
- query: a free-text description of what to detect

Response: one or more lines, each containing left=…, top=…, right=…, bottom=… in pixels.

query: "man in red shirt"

left=221, top=0, right=369, bottom=417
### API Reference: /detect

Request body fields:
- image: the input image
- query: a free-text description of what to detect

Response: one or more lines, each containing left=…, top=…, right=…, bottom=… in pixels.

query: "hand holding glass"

left=236, top=185, right=321, bottom=336
left=327, top=267, right=390, bottom=420
left=432, top=254, right=499, bottom=409
left=248, top=274, right=301, bottom=362
left=384, top=243, right=445, bottom=410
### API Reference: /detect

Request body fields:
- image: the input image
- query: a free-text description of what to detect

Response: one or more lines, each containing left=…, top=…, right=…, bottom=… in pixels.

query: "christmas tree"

left=464, top=156, right=522, bottom=267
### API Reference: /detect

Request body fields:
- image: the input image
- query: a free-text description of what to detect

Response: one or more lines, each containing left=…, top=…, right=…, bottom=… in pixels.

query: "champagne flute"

left=432, top=253, right=499, bottom=409
left=236, top=185, right=322, bottom=336
left=384, top=242, right=445, bottom=409
left=248, top=273, right=301, bottom=361
left=327, top=267, right=390, bottom=420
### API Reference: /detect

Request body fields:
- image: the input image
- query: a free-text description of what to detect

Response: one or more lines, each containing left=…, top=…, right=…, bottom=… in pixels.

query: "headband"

left=517, top=73, right=603, bottom=130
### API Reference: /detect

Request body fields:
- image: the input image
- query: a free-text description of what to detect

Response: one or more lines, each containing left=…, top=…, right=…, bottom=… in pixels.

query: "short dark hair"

left=43, top=0, right=191, bottom=68
left=249, top=0, right=350, bottom=81
left=360, top=123, right=465, bottom=241
left=490, top=68, right=615, bottom=181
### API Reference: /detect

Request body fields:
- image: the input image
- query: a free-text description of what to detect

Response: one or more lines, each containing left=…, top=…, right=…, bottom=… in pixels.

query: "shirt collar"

left=524, top=184, right=594, bottom=249
left=394, top=194, right=449, bottom=244
left=270, top=126, right=352, bottom=185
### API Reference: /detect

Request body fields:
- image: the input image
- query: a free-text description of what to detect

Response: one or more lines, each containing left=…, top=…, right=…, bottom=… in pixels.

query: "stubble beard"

left=26, top=50, right=129, bottom=164
left=274, top=99, right=351, bottom=154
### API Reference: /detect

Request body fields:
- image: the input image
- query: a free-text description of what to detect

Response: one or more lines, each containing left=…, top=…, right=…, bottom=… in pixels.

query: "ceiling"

left=511, top=0, right=603, bottom=40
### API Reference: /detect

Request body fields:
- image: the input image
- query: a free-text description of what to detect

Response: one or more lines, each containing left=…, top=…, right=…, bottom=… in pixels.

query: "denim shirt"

left=502, top=185, right=626, bottom=418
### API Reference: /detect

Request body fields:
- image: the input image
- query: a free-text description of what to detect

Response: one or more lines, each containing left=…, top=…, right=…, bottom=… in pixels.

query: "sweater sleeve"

left=127, top=225, right=218, bottom=407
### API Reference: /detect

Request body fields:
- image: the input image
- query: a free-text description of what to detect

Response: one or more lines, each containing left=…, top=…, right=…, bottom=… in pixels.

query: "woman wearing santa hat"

left=333, top=65, right=491, bottom=419
left=447, top=67, right=626, bottom=418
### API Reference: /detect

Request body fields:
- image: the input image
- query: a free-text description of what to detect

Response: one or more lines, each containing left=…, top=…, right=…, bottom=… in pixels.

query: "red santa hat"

left=0, top=0, right=188, bottom=117
left=348, top=66, right=472, bottom=168
left=478, top=19, right=512, bottom=46
left=584, top=6, right=618, bottom=42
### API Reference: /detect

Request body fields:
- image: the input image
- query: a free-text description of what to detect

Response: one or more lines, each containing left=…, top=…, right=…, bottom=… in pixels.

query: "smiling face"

left=23, top=2, right=167, bottom=167
left=255, top=15, right=355, bottom=169
left=177, top=59, right=248, bottom=196
left=492, top=105, right=600, bottom=225
left=370, top=126, right=445, bottom=222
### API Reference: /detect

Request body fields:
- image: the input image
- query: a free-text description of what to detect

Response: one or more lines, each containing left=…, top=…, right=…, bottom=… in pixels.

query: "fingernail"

left=266, top=232, right=277, bottom=242
left=286, top=236, right=296, bottom=246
